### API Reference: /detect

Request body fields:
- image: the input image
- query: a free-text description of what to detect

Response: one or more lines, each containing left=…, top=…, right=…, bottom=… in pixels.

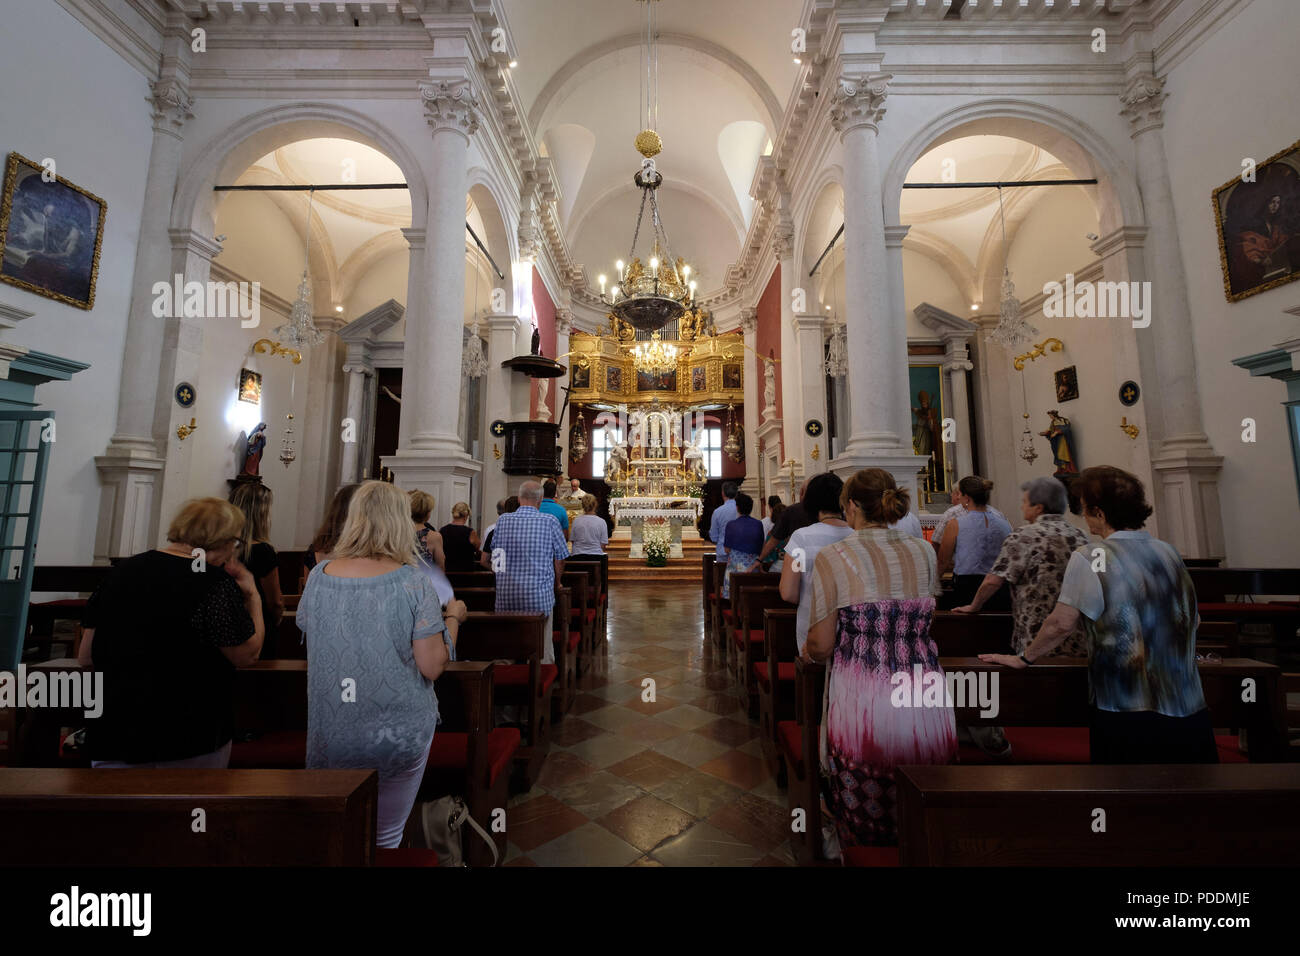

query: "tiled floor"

left=504, top=582, right=796, bottom=866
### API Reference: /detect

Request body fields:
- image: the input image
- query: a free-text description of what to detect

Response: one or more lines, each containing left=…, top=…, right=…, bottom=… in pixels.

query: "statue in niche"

left=1038, top=410, right=1078, bottom=476
left=240, top=422, right=268, bottom=477
left=763, top=353, right=776, bottom=412
left=912, top=390, right=938, bottom=459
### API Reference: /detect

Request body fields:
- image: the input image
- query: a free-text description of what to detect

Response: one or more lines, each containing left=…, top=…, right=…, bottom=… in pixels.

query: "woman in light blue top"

left=298, top=480, right=467, bottom=849
left=938, top=475, right=1011, bottom=610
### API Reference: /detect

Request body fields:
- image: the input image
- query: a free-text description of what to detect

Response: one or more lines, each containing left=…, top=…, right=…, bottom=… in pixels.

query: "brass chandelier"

left=595, top=0, right=695, bottom=332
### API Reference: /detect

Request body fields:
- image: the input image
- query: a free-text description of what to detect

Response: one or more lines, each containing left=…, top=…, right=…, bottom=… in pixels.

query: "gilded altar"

left=565, top=323, right=744, bottom=406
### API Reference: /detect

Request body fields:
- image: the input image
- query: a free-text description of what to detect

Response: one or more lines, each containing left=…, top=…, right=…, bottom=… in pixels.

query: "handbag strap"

left=453, top=805, right=500, bottom=867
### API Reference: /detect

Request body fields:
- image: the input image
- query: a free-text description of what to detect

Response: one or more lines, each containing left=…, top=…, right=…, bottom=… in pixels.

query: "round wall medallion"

left=490, top=419, right=507, bottom=437
left=804, top=419, right=823, bottom=437
left=175, top=382, right=196, bottom=408
left=1119, top=381, right=1140, bottom=407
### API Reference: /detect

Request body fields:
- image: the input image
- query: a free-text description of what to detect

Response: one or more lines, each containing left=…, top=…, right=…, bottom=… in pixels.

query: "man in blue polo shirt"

left=538, top=479, right=570, bottom=540
left=708, top=481, right=739, bottom=560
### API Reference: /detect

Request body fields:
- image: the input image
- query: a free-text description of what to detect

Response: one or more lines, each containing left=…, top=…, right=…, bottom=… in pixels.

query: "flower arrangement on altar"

left=643, top=519, right=671, bottom=567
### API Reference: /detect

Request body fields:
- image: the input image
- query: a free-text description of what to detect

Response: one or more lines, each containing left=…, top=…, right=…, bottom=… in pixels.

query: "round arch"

left=880, top=99, right=1145, bottom=237
left=467, top=167, right=516, bottom=314
left=171, top=102, right=429, bottom=237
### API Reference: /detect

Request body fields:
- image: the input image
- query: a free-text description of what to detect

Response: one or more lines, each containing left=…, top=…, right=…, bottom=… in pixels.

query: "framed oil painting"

left=1212, top=139, right=1300, bottom=302
left=0, top=153, right=107, bottom=310
left=908, top=364, right=946, bottom=493
left=691, top=365, right=707, bottom=392
left=636, top=368, right=676, bottom=392
left=238, top=368, right=263, bottom=405
left=722, top=363, right=742, bottom=390
left=1055, top=365, right=1079, bottom=403
left=571, top=362, right=590, bottom=389
left=605, top=365, right=623, bottom=393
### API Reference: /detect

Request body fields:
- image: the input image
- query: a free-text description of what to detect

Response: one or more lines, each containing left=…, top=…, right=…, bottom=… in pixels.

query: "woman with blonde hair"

left=408, top=488, right=445, bottom=570
left=806, top=469, right=956, bottom=848
left=298, top=480, right=468, bottom=848
left=439, top=500, right=481, bottom=572
left=78, top=497, right=264, bottom=767
left=569, top=493, right=609, bottom=556
left=228, top=482, right=284, bottom=652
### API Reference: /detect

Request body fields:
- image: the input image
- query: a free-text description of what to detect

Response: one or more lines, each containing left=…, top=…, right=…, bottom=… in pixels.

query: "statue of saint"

left=683, top=438, right=705, bottom=480
left=240, top=422, right=267, bottom=477
left=535, top=378, right=551, bottom=421
left=1038, top=410, right=1078, bottom=476
left=530, top=322, right=541, bottom=356
left=763, top=356, right=776, bottom=411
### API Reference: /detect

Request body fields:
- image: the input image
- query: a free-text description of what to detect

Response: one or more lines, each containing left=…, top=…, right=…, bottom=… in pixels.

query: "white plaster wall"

left=212, top=192, right=307, bottom=302
left=1162, top=0, right=1300, bottom=565
left=1007, top=187, right=1098, bottom=292
left=902, top=250, right=967, bottom=326
left=346, top=250, right=409, bottom=317
left=1, top=0, right=153, bottom=564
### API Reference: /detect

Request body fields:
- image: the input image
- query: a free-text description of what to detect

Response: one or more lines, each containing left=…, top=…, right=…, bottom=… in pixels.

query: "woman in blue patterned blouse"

left=980, top=466, right=1216, bottom=764
left=299, top=481, right=468, bottom=848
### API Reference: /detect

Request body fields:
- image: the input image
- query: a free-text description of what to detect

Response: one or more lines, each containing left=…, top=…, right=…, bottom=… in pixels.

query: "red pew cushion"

left=776, top=720, right=804, bottom=778
left=722, top=608, right=735, bottom=622
left=229, top=729, right=306, bottom=769
left=585, top=608, right=597, bottom=625
left=567, top=630, right=581, bottom=652
left=1215, top=735, right=1249, bottom=763
left=753, top=661, right=796, bottom=691
left=732, top=628, right=765, bottom=649
left=376, top=848, right=439, bottom=867
left=426, top=728, right=520, bottom=786
left=495, top=663, right=559, bottom=697
left=842, top=846, right=900, bottom=867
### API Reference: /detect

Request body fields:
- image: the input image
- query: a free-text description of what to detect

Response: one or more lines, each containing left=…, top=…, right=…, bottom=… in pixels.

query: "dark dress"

left=439, top=522, right=479, bottom=573
left=84, top=551, right=255, bottom=763
left=247, top=541, right=280, bottom=656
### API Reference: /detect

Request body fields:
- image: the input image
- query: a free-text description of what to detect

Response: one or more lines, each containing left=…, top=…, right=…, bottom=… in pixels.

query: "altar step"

left=606, top=538, right=712, bottom=584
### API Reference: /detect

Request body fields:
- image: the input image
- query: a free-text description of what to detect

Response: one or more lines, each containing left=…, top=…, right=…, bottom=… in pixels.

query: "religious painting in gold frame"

left=1212, top=138, right=1300, bottom=303
left=908, top=364, right=947, bottom=495
left=0, top=152, right=107, bottom=310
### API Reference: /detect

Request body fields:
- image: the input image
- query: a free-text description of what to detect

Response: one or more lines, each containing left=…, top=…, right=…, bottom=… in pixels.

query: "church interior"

left=2, top=0, right=1300, bottom=900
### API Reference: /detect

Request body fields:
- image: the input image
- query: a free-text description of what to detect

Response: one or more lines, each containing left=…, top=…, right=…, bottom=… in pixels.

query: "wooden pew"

left=930, top=612, right=1014, bottom=657
left=566, top=553, right=609, bottom=653
left=896, top=763, right=1300, bottom=866
left=721, top=570, right=780, bottom=671
left=456, top=612, right=550, bottom=790
left=709, top=562, right=729, bottom=653
left=419, top=661, right=519, bottom=866
left=732, top=583, right=791, bottom=717
left=25, top=566, right=114, bottom=663
left=0, top=768, right=378, bottom=865
left=560, top=569, right=594, bottom=675
left=702, top=553, right=716, bottom=641
left=779, top=656, right=826, bottom=865
left=1189, top=567, right=1300, bottom=666
left=447, top=570, right=497, bottom=592
left=757, top=607, right=797, bottom=778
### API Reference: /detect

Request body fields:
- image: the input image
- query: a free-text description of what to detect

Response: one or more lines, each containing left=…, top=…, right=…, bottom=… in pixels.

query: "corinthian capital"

left=740, top=307, right=759, bottom=335
left=419, top=79, right=480, bottom=138
left=555, top=308, right=573, bottom=336
left=1119, top=73, right=1167, bottom=135
left=517, top=218, right=541, bottom=263
left=830, top=73, right=892, bottom=135
left=772, top=220, right=795, bottom=262
left=149, top=80, right=193, bottom=130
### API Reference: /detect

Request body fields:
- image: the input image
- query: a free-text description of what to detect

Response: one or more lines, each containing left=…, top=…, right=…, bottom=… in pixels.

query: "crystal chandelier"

left=594, top=0, right=695, bottom=333
left=989, top=187, right=1038, bottom=350
left=273, top=188, right=326, bottom=349
left=630, top=330, right=678, bottom=375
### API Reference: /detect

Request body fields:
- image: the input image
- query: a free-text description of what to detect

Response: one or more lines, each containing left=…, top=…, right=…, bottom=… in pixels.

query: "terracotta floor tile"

left=687, top=692, right=745, bottom=717
left=596, top=794, right=696, bottom=853
left=694, top=716, right=761, bottom=747
left=697, top=749, right=772, bottom=791
left=547, top=770, right=647, bottom=819
left=560, top=732, right=651, bottom=769
left=707, top=793, right=793, bottom=851
left=504, top=794, right=589, bottom=852
left=615, top=716, right=686, bottom=745
left=535, top=750, right=599, bottom=790
left=620, top=691, right=680, bottom=716
left=527, top=821, right=643, bottom=867
left=650, top=731, right=733, bottom=768
left=654, top=704, right=722, bottom=730
left=605, top=750, right=694, bottom=789
left=550, top=717, right=608, bottom=747
left=652, top=821, right=767, bottom=867
left=650, top=769, right=745, bottom=818
left=571, top=693, right=609, bottom=715
left=582, top=704, right=646, bottom=732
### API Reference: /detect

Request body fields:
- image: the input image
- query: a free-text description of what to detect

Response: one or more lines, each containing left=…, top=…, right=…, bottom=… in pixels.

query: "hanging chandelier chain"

left=628, top=185, right=650, bottom=264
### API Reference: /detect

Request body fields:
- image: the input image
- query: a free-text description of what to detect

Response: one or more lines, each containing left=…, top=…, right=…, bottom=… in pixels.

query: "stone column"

left=1119, top=69, right=1224, bottom=557
left=94, top=29, right=194, bottom=559
left=739, top=308, right=761, bottom=499
left=481, top=312, right=525, bottom=512
left=340, top=359, right=371, bottom=484
left=829, top=72, right=928, bottom=499
left=773, top=223, right=802, bottom=475
left=794, top=312, right=828, bottom=472
left=383, top=77, right=481, bottom=510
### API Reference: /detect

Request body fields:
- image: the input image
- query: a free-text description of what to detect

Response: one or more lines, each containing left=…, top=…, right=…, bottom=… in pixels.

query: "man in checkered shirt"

left=492, top=479, right=568, bottom=664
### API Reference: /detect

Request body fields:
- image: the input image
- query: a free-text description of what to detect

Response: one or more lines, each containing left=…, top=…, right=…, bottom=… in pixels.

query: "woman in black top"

left=77, top=497, right=264, bottom=767
left=440, top=501, right=481, bottom=573
left=229, top=481, right=284, bottom=654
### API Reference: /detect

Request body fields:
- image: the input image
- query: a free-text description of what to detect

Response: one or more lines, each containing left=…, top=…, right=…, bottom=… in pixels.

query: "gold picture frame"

left=1212, top=138, right=1300, bottom=303
left=0, top=153, right=107, bottom=310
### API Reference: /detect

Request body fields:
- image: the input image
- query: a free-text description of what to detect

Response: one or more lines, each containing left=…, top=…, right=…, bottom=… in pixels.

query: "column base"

left=1149, top=436, right=1225, bottom=559
left=830, top=447, right=931, bottom=509
left=94, top=442, right=166, bottom=561
left=382, top=448, right=482, bottom=520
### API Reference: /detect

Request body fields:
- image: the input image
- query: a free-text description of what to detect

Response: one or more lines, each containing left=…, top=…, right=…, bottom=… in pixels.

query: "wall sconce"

left=177, top=418, right=198, bottom=441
